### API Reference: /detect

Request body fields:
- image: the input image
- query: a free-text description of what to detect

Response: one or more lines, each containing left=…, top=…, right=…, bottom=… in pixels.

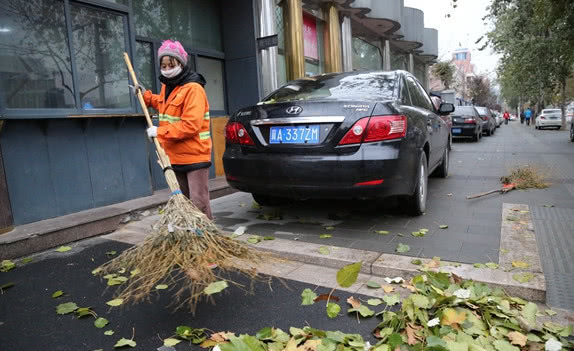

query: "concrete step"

left=0, top=177, right=232, bottom=259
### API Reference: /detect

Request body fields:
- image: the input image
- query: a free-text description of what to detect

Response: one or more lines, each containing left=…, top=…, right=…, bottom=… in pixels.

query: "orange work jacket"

left=143, top=82, right=211, bottom=165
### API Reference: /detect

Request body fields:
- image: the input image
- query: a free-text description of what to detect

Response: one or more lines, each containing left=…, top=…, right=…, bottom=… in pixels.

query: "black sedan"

left=475, top=106, right=496, bottom=136
left=223, top=71, right=453, bottom=215
left=451, top=106, right=483, bottom=141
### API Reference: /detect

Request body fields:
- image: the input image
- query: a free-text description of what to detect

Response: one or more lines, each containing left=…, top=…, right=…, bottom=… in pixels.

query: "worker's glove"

left=146, top=126, right=158, bottom=138
left=129, top=83, right=145, bottom=96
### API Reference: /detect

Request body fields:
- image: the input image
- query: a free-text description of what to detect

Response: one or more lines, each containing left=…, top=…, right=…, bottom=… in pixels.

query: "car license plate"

left=452, top=128, right=462, bottom=134
left=269, top=125, right=320, bottom=144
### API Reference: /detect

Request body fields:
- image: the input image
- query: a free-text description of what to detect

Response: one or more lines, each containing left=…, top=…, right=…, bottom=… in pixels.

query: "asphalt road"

left=0, top=239, right=388, bottom=350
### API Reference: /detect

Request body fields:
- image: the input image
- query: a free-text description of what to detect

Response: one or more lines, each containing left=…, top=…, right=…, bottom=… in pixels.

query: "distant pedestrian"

left=520, top=110, right=525, bottom=124
left=503, top=111, right=510, bottom=125
left=524, top=107, right=533, bottom=126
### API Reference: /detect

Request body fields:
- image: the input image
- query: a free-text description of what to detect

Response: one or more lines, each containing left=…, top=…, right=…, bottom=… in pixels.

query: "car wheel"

left=252, top=193, right=291, bottom=206
left=472, top=132, right=479, bottom=142
left=535, top=125, right=539, bottom=129
left=433, top=146, right=449, bottom=178
left=556, top=126, right=561, bottom=130
left=405, top=153, right=428, bottom=216
left=570, top=126, right=574, bottom=141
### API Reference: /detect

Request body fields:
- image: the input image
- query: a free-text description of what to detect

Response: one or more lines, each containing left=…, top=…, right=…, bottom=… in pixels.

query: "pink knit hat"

left=158, top=40, right=188, bottom=66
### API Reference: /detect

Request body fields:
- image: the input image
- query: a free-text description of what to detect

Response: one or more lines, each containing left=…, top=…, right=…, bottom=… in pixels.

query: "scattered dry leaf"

left=441, top=308, right=467, bottom=328
left=383, top=285, right=395, bottom=293
left=507, top=331, right=528, bottom=347
left=346, top=296, right=361, bottom=309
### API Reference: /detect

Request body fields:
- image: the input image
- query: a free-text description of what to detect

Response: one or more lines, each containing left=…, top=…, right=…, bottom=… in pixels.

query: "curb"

left=0, top=179, right=233, bottom=259
left=235, top=203, right=546, bottom=302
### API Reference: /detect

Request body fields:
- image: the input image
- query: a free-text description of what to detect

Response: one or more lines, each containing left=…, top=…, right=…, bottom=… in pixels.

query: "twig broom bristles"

left=98, top=53, right=271, bottom=312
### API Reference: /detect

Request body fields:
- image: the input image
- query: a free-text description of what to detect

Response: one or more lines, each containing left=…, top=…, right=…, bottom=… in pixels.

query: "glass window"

left=197, top=56, right=225, bottom=112
left=400, top=77, right=411, bottom=105
left=406, top=77, right=425, bottom=109
left=264, top=72, right=398, bottom=103
left=102, top=0, right=127, bottom=4
left=135, top=41, right=155, bottom=93
left=352, top=38, right=382, bottom=71
left=303, top=14, right=325, bottom=76
left=71, top=5, right=129, bottom=109
left=134, top=0, right=222, bottom=52
left=416, top=82, right=434, bottom=111
left=0, top=0, right=75, bottom=109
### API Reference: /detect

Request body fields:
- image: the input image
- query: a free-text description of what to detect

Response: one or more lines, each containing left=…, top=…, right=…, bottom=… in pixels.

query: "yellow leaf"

left=298, top=339, right=322, bottom=351
left=441, top=308, right=467, bottom=328
left=347, top=296, right=361, bottom=309
left=200, top=340, right=219, bottom=348
left=512, top=261, right=530, bottom=269
left=285, top=337, right=299, bottom=351
left=507, top=331, right=527, bottom=347
left=382, top=285, right=395, bottom=293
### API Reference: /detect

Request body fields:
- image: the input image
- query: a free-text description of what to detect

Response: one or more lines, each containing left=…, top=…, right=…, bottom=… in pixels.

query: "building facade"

left=0, top=0, right=438, bottom=229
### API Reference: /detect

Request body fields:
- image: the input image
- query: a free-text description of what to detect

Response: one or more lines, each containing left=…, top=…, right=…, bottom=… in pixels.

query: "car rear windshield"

left=542, top=109, right=561, bottom=115
left=262, top=72, right=399, bottom=103
left=474, top=107, right=488, bottom=116
left=452, top=106, right=476, bottom=116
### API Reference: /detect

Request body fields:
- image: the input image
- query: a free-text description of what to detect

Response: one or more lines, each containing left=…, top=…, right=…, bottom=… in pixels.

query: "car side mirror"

left=439, top=103, right=455, bottom=115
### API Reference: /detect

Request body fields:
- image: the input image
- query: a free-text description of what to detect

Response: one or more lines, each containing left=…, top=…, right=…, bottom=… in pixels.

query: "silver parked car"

left=535, top=109, right=563, bottom=130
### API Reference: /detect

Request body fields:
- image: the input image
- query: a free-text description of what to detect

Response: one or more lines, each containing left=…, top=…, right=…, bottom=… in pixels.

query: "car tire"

left=433, top=146, right=449, bottom=178
left=405, top=153, right=428, bottom=216
left=535, top=125, right=538, bottom=129
left=472, top=132, right=479, bottom=142
left=556, top=126, right=561, bottom=130
left=252, top=193, right=291, bottom=206
left=570, top=126, right=574, bottom=141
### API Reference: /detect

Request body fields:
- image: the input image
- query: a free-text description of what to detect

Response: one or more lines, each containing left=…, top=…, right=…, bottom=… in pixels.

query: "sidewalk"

left=0, top=177, right=232, bottom=259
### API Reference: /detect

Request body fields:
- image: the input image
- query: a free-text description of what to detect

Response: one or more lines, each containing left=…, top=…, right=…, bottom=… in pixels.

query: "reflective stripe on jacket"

left=143, top=83, right=211, bottom=165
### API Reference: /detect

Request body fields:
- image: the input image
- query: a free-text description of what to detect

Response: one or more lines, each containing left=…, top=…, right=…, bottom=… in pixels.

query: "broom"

left=97, top=53, right=271, bottom=312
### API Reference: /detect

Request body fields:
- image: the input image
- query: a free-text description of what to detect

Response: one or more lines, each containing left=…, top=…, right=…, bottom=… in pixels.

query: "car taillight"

left=464, top=117, right=476, bottom=124
left=225, top=122, right=255, bottom=145
left=339, top=118, right=369, bottom=145
left=339, top=115, right=407, bottom=145
left=481, top=116, right=488, bottom=121
left=540, top=116, right=546, bottom=119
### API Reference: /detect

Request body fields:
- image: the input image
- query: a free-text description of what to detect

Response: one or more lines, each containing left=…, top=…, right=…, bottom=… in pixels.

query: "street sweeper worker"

left=133, top=40, right=213, bottom=219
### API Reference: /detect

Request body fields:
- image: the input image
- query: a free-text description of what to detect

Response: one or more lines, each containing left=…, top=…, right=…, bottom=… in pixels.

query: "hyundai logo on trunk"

left=286, top=106, right=302, bottom=115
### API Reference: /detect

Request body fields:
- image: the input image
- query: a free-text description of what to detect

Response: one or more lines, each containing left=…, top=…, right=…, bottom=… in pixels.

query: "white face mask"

left=161, top=65, right=182, bottom=78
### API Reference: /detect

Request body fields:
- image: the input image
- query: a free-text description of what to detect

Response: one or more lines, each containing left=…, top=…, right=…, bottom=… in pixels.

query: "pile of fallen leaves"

left=192, top=266, right=572, bottom=351
left=501, top=166, right=548, bottom=190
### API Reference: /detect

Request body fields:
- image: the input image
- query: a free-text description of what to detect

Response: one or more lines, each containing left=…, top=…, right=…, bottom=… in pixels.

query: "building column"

left=258, top=0, right=278, bottom=96
left=340, top=15, right=353, bottom=72
left=324, top=2, right=342, bottom=73
left=409, top=53, right=415, bottom=74
left=283, top=0, right=305, bottom=80
left=383, top=40, right=391, bottom=71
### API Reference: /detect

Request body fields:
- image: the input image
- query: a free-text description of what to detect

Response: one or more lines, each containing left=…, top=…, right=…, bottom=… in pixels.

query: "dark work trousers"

left=175, top=168, right=213, bottom=220
left=526, top=118, right=530, bottom=126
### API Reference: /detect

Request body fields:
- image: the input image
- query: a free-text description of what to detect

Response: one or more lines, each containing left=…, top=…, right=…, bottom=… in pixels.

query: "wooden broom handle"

left=123, top=52, right=154, bottom=129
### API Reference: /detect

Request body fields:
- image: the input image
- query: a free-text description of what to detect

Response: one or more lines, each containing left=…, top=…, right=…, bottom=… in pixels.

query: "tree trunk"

left=561, top=76, right=567, bottom=129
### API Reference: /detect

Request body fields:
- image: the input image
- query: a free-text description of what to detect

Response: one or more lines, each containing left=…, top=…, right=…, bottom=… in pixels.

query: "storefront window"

left=303, top=13, right=325, bottom=76
left=197, top=56, right=225, bottom=112
left=71, top=5, right=129, bottom=109
left=134, top=0, right=222, bottom=52
left=352, top=38, right=382, bottom=71
left=414, top=61, right=426, bottom=85
left=0, top=0, right=75, bottom=109
left=391, top=46, right=408, bottom=71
